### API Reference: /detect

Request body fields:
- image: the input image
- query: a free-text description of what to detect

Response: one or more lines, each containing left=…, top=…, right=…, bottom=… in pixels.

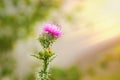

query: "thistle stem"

left=40, top=51, right=50, bottom=80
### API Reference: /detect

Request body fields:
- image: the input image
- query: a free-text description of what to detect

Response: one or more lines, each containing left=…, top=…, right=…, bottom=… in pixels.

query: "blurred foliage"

left=50, top=66, right=81, bottom=80
left=95, top=73, right=120, bottom=80
left=0, top=0, right=62, bottom=79
left=0, top=53, right=16, bottom=77
left=86, top=67, right=96, bottom=76
left=99, top=45, right=120, bottom=69
left=0, top=0, right=62, bottom=52
left=88, top=44, right=120, bottom=80
left=23, top=72, right=36, bottom=80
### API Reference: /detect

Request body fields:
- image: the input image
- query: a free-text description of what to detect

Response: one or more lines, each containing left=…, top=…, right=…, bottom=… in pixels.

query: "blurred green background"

left=0, top=0, right=120, bottom=80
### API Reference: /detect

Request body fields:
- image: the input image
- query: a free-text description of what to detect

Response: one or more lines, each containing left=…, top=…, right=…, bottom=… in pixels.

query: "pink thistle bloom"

left=43, top=23, right=62, bottom=37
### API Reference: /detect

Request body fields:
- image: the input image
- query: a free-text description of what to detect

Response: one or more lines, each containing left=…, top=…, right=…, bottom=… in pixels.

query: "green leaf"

left=31, top=54, right=40, bottom=60
left=49, top=54, right=56, bottom=62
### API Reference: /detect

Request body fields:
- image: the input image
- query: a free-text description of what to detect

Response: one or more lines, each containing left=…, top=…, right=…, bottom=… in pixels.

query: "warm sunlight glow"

left=82, top=0, right=120, bottom=39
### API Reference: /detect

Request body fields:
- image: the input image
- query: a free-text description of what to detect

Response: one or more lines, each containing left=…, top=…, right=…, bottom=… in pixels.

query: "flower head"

left=43, top=23, right=62, bottom=37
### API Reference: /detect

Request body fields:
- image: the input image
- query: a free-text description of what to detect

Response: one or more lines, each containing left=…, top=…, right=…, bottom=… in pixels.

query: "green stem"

left=43, top=59, right=48, bottom=74
left=40, top=53, right=49, bottom=80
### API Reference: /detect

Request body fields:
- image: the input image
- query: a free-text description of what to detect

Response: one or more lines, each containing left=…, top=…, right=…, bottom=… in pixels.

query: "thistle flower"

left=33, top=23, right=62, bottom=80
left=43, top=23, right=62, bottom=37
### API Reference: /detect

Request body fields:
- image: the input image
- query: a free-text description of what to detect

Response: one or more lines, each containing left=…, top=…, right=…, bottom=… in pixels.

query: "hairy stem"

left=40, top=52, right=50, bottom=80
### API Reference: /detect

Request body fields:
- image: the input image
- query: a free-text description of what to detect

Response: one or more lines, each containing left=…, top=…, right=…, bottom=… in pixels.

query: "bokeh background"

left=0, top=0, right=120, bottom=80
